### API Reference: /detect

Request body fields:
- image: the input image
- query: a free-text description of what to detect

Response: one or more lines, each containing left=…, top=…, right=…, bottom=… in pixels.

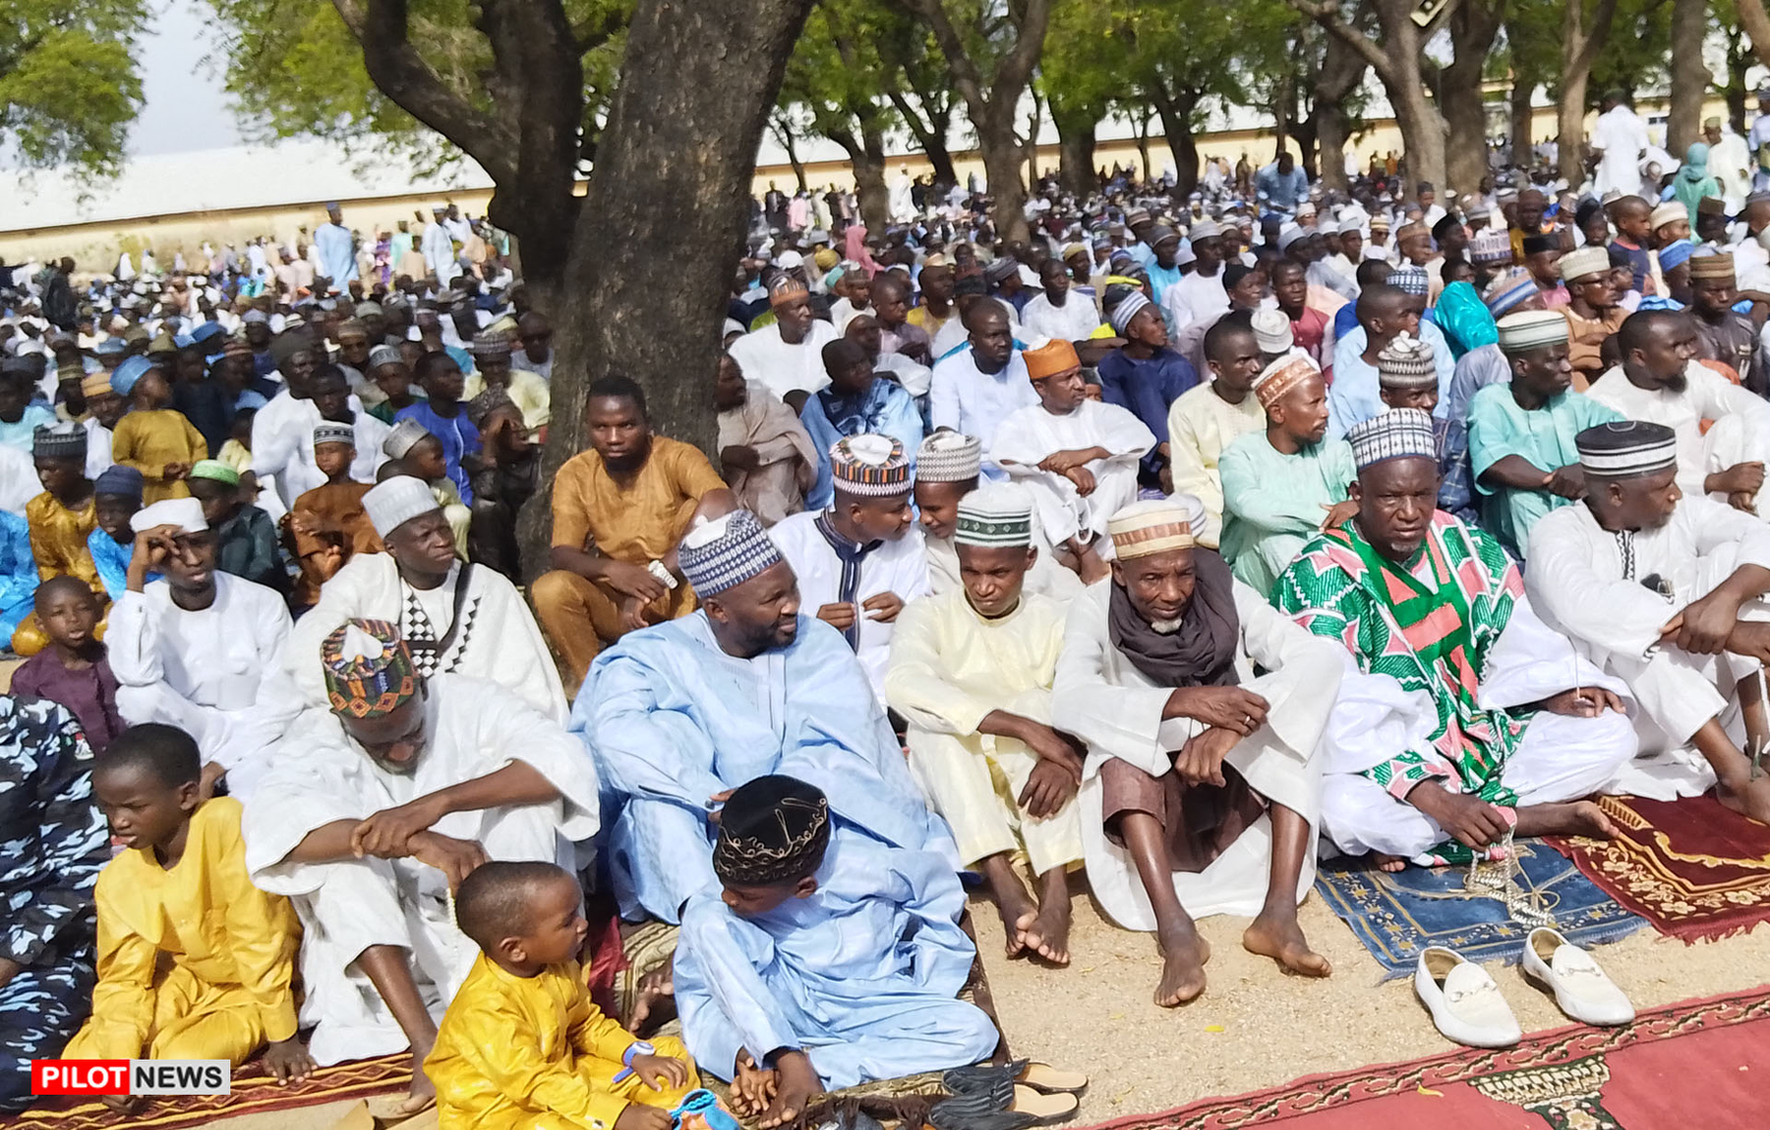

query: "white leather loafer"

left=1522, top=927, right=1635, bottom=1027
left=1415, top=946, right=1523, bottom=1048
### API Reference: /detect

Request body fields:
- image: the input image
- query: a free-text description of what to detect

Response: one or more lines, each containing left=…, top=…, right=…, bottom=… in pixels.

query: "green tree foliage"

left=1, top=0, right=148, bottom=176
left=208, top=0, right=630, bottom=172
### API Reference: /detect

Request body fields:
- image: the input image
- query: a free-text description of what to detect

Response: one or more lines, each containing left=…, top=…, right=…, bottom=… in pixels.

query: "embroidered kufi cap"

left=363, top=475, right=442, bottom=538
left=322, top=619, right=420, bottom=719
left=1109, top=500, right=1195, bottom=559
left=1252, top=353, right=1320, bottom=410
left=954, top=482, right=1034, bottom=548
left=916, top=432, right=982, bottom=484
left=830, top=434, right=910, bottom=497
left=471, top=329, right=512, bottom=361
left=1469, top=228, right=1514, bottom=265
left=383, top=417, right=431, bottom=460
left=1387, top=265, right=1429, bottom=296
left=32, top=422, right=86, bottom=460
left=768, top=274, right=810, bottom=307
left=1558, top=246, right=1610, bottom=283
left=313, top=422, right=357, bottom=449
left=713, top=775, right=832, bottom=886
left=1249, top=309, right=1294, bottom=354
left=678, top=510, right=785, bottom=597
left=1107, top=291, right=1151, bottom=335
left=1375, top=333, right=1437, bottom=389
left=1688, top=249, right=1735, bottom=279
left=1496, top=310, right=1570, bottom=354
left=1347, top=408, right=1438, bottom=470
left=187, top=459, right=240, bottom=486
left=1649, top=202, right=1688, bottom=231
left=1576, top=420, right=1678, bottom=477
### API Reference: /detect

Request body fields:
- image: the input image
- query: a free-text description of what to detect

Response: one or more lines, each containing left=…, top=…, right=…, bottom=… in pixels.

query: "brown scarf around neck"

left=1107, top=547, right=1242, bottom=688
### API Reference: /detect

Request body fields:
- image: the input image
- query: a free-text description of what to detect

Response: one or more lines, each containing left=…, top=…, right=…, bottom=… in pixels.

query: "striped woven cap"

left=830, top=434, right=910, bottom=496
left=954, top=482, right=1034, bottom=548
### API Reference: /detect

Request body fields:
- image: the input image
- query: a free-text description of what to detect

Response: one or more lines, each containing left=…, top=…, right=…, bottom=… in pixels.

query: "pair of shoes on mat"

left=930, top=1060, right=1088, bottom=1130
left=1416, top=927, right=1635, bottom=1048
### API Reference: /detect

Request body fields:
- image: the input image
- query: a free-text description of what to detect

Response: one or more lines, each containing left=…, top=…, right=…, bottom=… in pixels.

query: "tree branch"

left=1286, top=0, right=1395, bottom=80
left=572, top=6, right=627, bottom=52
left=331, top=0, right=516, bottom=183
left=897, top=0, right=986, bottom=113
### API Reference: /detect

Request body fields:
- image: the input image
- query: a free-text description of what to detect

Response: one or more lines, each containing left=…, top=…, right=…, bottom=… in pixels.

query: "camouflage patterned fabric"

left=0, top=694, right=110, bottom=1112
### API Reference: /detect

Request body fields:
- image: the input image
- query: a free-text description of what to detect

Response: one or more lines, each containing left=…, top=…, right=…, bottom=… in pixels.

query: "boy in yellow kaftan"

left=64, top=722, right=310, bottom=1111
left=425, top=861, right=698, bottom=1130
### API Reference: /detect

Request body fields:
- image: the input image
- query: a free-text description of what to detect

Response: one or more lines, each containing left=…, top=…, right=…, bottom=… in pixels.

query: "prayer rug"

left=1546, top=793, right=1770, bottom=943
left=0, top=1053, right=409, bottom=1130
left=1313, top=838, right=1646, bottom=979
left=1076, top=986, right=1770, bottom=1130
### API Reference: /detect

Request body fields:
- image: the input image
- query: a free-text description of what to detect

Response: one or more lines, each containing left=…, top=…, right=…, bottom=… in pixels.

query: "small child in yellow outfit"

left=64, top=722, right=311, bottom=1113
left=425, top=861, right=697, bottom=1130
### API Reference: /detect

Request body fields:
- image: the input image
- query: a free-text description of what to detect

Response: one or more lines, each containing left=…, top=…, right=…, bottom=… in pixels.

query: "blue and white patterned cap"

left=678, top=510, right=785, bottom=597
left=1347, top=408, right=1438, bottom=470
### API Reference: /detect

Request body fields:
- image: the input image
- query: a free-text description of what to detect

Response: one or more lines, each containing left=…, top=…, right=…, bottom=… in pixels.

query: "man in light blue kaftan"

left=571, top=509, right=954, bottom=923
left=673, top=777, right=997, bottom=1093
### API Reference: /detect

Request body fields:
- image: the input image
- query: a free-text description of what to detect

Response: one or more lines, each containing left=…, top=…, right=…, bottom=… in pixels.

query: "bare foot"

left=1022, top=891, right=1073, bottom=965
left=731, top=1051, right=777, bottom=1117
left=1243, top=908, right=1331, bottom=977
left=400, top=1043, right=437, bottom=1112
left=627, top=960, right=676, bottom=1033
left=1514, top=799, right=1619, bottom=840
left=1372, top=852, right=1407, bottom=873
left=757, top=1050, right=823, bottom=1128
left=1716, top=774, right=1770, bottom=825
left=998, top=888, right=1039, bottom=959
left=1153, top=924, right=1210, bottom=1007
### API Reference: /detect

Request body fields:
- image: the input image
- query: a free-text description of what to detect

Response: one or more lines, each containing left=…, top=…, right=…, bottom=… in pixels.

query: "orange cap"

left=1024, top=339, right=1081, bottom=381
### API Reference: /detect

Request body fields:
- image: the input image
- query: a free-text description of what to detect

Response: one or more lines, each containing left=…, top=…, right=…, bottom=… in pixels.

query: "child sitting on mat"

left=64, top=723, right=311, bottom=1113
left=424, top=861, right=697, bottom=1130
left=673, top=775, right=1000, bottom=1130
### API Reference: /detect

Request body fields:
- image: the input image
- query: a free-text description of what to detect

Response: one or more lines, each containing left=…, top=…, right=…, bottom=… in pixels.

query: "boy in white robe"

left=1051, top=500, right=1344, bottom=1008
left=992, top=339, right=1153, bottom=578
left=914, top=432, right=1083, bottom=603
left=886, top=484, right=1084, bottom=965
left=107, top=497, right=297, bottom=800
left=771, top=435, right=928, bottom=702
left=241, top=620, right=599, bottom=1113
left=1527, top=420, right=1770, bottom=823
left=1585, top=309, right=1770, bottom=512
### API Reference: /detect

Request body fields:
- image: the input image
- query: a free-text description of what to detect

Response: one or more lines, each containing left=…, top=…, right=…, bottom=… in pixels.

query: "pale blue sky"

left=130, top=0, right=245, bottom=155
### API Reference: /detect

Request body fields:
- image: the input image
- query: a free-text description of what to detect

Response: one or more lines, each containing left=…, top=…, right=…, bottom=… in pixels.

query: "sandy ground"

left=972, top=881, right=1770, bottom=1122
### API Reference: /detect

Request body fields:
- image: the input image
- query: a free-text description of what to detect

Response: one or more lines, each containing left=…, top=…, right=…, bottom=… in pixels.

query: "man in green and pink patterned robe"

left=1272, top=408, right=1640, bottom=867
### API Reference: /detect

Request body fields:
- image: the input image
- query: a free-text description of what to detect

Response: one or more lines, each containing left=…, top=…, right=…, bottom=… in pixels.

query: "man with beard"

left=242, top=620, right=598, bottom=1113
left=1273, top=410, right=1637, bottom=870
left=1586, top=311, right=1770, bottom=511
left=1527, top=420, right=1770, bottom=824
left=574, top=509, right=952, bottom=924
left=531, top=377, right=734, bottom=695
left=714, top=352, right=817, bottom=526
left=1052, top=498, right=1343, bottom=1007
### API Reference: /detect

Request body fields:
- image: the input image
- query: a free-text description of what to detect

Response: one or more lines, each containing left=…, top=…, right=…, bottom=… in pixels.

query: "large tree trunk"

left=1054, top=109, right=1098, bottom=197
left=1309, top=32, right=1366, bottom=194
left=1135, top=106, right=1154, bottom=180
left=1390, top=71, right=1448, bottom=190
left=1665, top=0, right=1708, bottom=157
left=1441, top=0, right=1504, bottom=194
left=1726, top=26, right=1752, bottom=132
left=1556, top=0, right=1620, bottom=186
left=1151, top=86, right=1202, bottom=197
left=1509, top=66, right=1536, bottom=165
left=853, top=123, right=891, bottom=232
left=527, top=0, right=816, bottom=573
left=976, top=106, right=1031, bottom=244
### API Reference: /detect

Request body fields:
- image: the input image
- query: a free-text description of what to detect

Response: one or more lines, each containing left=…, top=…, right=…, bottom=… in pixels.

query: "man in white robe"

left=886, top=484, right=1085, bottom=965
left=1527, top=420, right=1770, bottom=823
left=728, top=276, right=839, bottom=407
left=575, top=509, right=953, bottom=924
left=1585, top=309, right=1770, bottom=511
left=420, top=205, right=459, bottom=286
left=929, top=300, right=1037, bottom=478
left=107, top=498, right=297, bottom=800
left=992, top=339, right=1153, bottom=572
left=242, top=621, right=598, bottom=1111
left=771, top=435, right=929, bottom=702
left=1052, top=500, right=1343, bottom=1007
left=1592, top=93, right=1651, bottom=199
left=285, top=476, right=567, bottom=721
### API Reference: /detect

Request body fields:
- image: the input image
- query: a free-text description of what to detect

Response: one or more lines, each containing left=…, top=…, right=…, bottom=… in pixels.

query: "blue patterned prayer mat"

left=1313, top=837, right=1647, bottom=980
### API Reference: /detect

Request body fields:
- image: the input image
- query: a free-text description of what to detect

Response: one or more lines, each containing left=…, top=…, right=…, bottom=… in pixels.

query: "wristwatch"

left=647, top=560, right=678, bottom=590
left=622, top=1040, right=656, bottom=1067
